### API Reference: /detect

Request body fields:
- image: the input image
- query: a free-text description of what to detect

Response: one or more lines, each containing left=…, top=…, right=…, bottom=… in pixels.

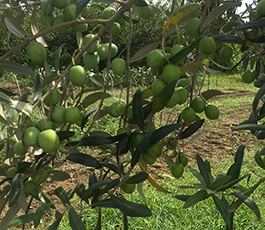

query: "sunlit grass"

left=49, top=150, right=265, bottom=229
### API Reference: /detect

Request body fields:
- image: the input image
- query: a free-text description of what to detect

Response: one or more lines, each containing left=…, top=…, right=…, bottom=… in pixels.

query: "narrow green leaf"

left=141, top=87, right=153, bottom=100
left=226, top=163, right=241, bottom=182
left=232, top=21, right=265, bottom=32
left=210, top=176, right=231, bottom=191
left=169, top=38, right=200, bottom=64
left=83, top=180, right=113, bottom=199
left=180, top=119, right=204, bottom=139
left=89, top=170, right=97, bottom=187
left=89, top=170, right=96, bottom=188
left=90, top=130, right=112, bottom=138
left=82, top=92, right=111, bottom=108
left=183, top=190, right=209, bottom=209
left=196, top=155, right=211, bottom=188
left=190, top=168, right=207, bottom=189
left=4, top=15, right=25, bottom=38
left=175, top=195, right=191, bottom=202
left=48, top=211, right=63, bottom=230
left=54, top=44, right=65, bottom=71
left=232, top=123, right=265, bottom=131
left=152, top=80, right=177, bottom=113
left=253, top=83, right=265, bottom=116
left=231, top=177, right=265, bottom=213
left=131, top=135, right=151, bottom=168
left=67, top=152, right=101, bottom=169
left=57, top=131, right=75, bottom=141
left=69, top=208, right=86, bottom=230
left=74, top=184, right=89, bottom=203
left=245, top=33, right=265, bottom=43
left=17, top=161, right=32, bottom=173
left=133, top=88, right=145, bottom=131
left=235, top=144, right=245, bottom=164
left=100, top=162, right=121, bottom=176
left=0, top=87, right=16, bottom=96
left=81, top=109, right=96, bottom=131
left=11, top=101, right=33, bottom=116
left=49, top=170, right=71, bottom=182
left=228, top=145, right=245, bottom=180
left=126, top=172, right=148, bottom=184
left=19, top=92, right=31, bottom=102
left=110, top=196, right=152, bottom=217
left=99, top=178, right=120, bottom=196
left=129, top=42, right=160, bottom=63
left=218, top=175, right=248, bottom=191
left=203, top=66, right=220, bottom=74
left=0, top=61, right=34, bottom=75
left=0, top=92, right=12, bottom=103
left=76, top=0, right=91, bottom=15
left=54, top=187, right=69, bottom=206
left=91, top=199, right=116, bottom=208
left=212, top=195, right=232, bottom=228
left=233, top=193, right=260, bottom=219
left=117, top=134, right=130, bottom=155
left=31, top=73, right=41, bottom=103
left=257, top=131, right=265, bottom=139
left=203, top=2, right=241, bottom=30
left=255, top=148, right=265, bottom=169
left=41, top=73, right=59, bottom=89
left=34, top=202, right=55, bottom=228
left=8, top=174, right=20, bottom=207
left=211, top=34, right=244, bottom=44
left=8, top=213, right=35, bottom=227
left=201, top=90, right=225, bottom=100
left=243, top=53, right=251, bottom=71
left=245, top=177, right=265, bottom=197
left=0, top=201, right=20, bottom=230
left=28, top=189, right=42, bottom=202
left=0, top=105, right=9, bottom=125
left=179, top=62, right=203, bottom=74
left=68, top=135, right=114, bottom=147
left=39, top=192, right=56, bottom=209
left=148, top=123, right=181, bottom=147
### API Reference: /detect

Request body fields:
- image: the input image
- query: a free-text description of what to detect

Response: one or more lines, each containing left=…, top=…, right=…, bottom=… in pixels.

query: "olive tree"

left=0, top=0, right=264, bottom=229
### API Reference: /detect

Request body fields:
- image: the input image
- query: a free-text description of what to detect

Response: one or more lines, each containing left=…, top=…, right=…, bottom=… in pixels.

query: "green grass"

left=200, top=73, right=257, bottom=93
left=42, top=151, right=265, bottom=230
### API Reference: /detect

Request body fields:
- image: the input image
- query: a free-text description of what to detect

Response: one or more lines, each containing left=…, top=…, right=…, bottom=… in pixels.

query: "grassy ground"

left=2, top=73, right=265, bottom=229
left=54, top=151, right=265, bottom=230
left=42, top=74, right=265, bottom=229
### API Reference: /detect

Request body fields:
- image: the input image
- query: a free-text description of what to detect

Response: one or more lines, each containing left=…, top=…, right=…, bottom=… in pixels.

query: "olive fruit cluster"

left=23, top=126, right=59, bottom=153
left=40, top=0, right=88, bottom=32
left=102, top=7, right=125, bottom=36
left=170, top=154, right=188, bottom=179
left=147, top=47, right=220, bottom=122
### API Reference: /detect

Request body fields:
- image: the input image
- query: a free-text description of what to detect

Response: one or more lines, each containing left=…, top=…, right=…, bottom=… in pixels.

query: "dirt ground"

left=1, top=84, right=264, bottom=229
